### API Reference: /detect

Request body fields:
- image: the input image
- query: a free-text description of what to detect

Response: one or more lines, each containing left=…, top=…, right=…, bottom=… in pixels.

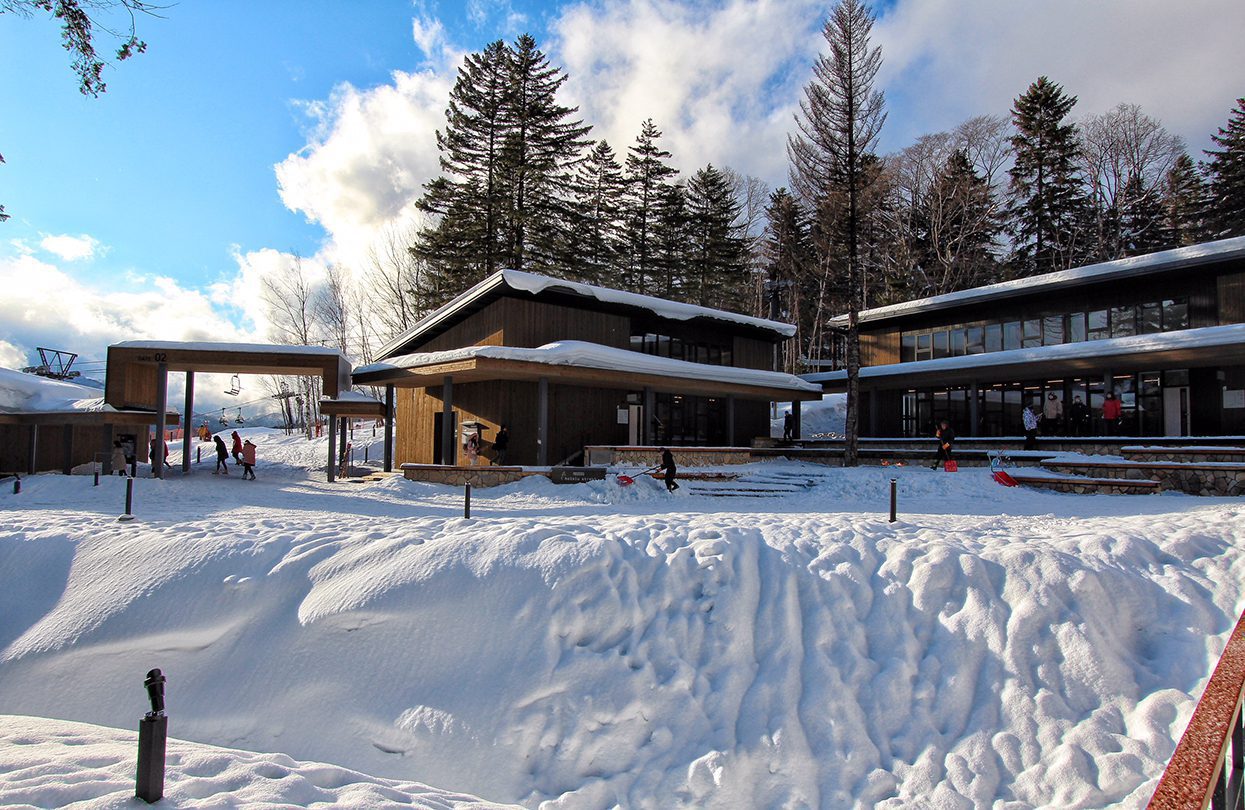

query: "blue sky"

left=1, top=0, right=1243, bottom=389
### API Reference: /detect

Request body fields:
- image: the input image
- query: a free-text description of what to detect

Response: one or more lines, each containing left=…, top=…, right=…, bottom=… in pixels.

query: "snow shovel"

left=992, top=469, right=1019, bottom=487
left=617, top=465, right=661, bottom=486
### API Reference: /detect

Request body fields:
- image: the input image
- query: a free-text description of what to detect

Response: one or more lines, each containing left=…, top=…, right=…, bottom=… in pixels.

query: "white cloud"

left=39, top=233, right=103, bottom=262
left=0, top=339, right=26, bottom=369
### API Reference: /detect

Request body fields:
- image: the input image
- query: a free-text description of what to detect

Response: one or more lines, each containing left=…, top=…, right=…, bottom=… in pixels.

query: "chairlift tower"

left=22, top=347, right=80, bottom=380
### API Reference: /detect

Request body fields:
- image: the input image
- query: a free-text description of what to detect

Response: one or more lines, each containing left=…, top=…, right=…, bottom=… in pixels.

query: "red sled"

left=943, top=460, right=958, bottom=473
left=992, top=469, right=1019, bottom=487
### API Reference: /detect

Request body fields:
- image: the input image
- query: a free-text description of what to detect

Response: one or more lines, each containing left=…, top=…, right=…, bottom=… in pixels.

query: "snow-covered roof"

left=320, top=391, right=383, bottom=404
left=803, top=322, right=1245, bottom=384
left=830, top=236, right=1245, bottom=327
left=357, top=340, right=823, bottom=393
left=378, top=270, right=796, bottom=358
left=113, top=340, right=349, bottom=359
left=0, top=367, right=116, bottom=414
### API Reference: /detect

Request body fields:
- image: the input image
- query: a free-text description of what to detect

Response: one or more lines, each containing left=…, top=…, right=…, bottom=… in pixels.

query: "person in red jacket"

left=1102, top=392, right=1122, bottom=435
left=241, top=439, right=257, bottom=480
left=230, top=430, right=243, bottom=465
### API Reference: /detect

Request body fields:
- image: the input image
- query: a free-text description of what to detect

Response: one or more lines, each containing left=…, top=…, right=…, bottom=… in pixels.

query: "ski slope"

left=1, top=432, right=1243, bottom=808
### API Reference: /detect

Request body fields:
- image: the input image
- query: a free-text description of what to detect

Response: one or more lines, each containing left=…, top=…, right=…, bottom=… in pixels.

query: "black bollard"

left=364, top=445, right=369, bottom=463
left=196, top=446, right=202, bottom=464
left=12, top=475, right=19, bottom=495
left=889, top=478, right=897, bottom=523
left=94, top=465, right=101, bottom=487
left=119, top=477, right=135, bottom=522
left=464, top=482, right=472, bottom=519
left=136, top=668, right=167, bottom=803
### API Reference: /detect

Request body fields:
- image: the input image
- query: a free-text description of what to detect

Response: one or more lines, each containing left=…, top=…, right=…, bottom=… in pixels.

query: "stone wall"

left=586, top=446, right=755, bottom=467
left=1043, top=462, right=1245, bottom=496
left=401, top=464, right=529, bottom=487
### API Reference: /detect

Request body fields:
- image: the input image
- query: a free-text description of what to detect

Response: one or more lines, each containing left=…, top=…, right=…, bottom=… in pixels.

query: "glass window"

left=1023, top=319, right=1042, bottom=348
left=966, top=326, right=985, bottom=354
left=916, top=333, right=932, bottom=361
left=695, top=344, right=710, bottom=364
left=1111, top=306, right=1137, bottom=338
left=985, top=323, right=1002, bottom=352
left=1068, top=312, right=1087, bottom=343
left=656, top=335, right=672, bottom=356
left=1043, top=315, right=1064, bottom=345
left=630, top=334, right=644, bottom=351
left=1163, top=299, right=1189, bottom=330
left=1088, top=310, right=1109, bottom=340
left=1003, top=321, right=1021, bottom=350
left=951, top=329, right=967, bottom=356
left=901, top=333, right=916, bottom=362
left=1141, top=303, right=1162, bottom=334
left=933, top=331, right=949, bottom=359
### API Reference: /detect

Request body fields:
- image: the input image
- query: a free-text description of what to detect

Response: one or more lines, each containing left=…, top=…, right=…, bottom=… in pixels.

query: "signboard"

left=549, top=467, right=608, bottom=484
left=617, top=408, right=629, bottom=425
left=1224, top=389, right=1245, bottom=409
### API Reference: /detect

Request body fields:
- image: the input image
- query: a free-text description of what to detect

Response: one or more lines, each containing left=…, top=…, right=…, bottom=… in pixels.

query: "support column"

left=27, top=425, right=37, bottom=475
left=62, top=423, right=74, bottom=475
left=868, top=389, right=879, bottom=438
left=102, top=424, right=115, bottom=474
left=642, top=386, right=654, bottom=446
left=537, top=377, right=549, bottom=466
left=182, top=371, right=194, bottom=474
left=441, top=376, right=454, bottom=466
left=726, top=396, right=736, bottom=447
left=154, top=362, right=168, bottom=480
left=791, top=399, right=802, bottom=442
left=327, top=414, right=337, bottom=482
left=969, top=381, right=980, bottom=438
left=383, top=384, right=395, bottom=473
left=338, top=417, right=347, bottom=472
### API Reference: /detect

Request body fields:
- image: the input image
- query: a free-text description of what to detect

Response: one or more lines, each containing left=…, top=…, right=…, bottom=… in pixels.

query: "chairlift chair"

left=218, top=409, right=229, bottom=427
left=234, top=408, right=245, bottom=425
left=224, top=374, right=241, bottom=396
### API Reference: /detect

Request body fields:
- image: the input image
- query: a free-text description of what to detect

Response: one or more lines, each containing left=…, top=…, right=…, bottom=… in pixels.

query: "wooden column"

left=62, top=424, right=74, bottom=475
left=327, top=415, right=337, bottom=482
left=102, top=424, right=115, bottom=474
left=26, top=425, right=37, bottom=475
left=642, top=386, right=654, bottom=446
left=182, top=371, right=194, bottom=474
left=537, top=377, right=549, bottom=466
left=726, top=396, right=736, bottom=447
left=868, top=389, right=879, bottom=438
left=792, top=399, right=802, bottom=441
left=441, top=376, right=454, bottom=466
left=969, top=381, right=979, bottom=437
left=338, top=417, right=347, bottom=472
left=154, top=362, right=168, bottom=479
left=383, top=384, right=395, bottom=472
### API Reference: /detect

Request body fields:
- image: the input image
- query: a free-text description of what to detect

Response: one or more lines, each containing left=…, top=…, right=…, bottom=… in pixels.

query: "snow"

left=771, top=393, right=848, bottom=438
left=113, top=340, right=350, bottom=359
left=0, top=366, right=114, bottom=414
left=803, top=322, right=1245, bottom=384
left=831, top=235, right=1245, bottom=326
left=323, top=390, right=384, bottom=403
left=0, top=714, right=514, bottom=809
left=357, top=340, right=824, bottom=393
left=2, top=433, right=1244, bottom=808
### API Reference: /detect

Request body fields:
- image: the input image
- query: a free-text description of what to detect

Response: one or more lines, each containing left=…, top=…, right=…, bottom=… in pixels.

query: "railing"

left=1149, top=609, right=1245, bottom=809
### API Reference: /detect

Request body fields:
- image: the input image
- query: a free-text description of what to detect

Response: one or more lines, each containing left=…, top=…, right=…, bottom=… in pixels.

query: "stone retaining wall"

left=1012, top=476, right=1158, bottom=495
left=401, top=464, right=529, bottom=487
left=586, top=446, right=755, bottom=467
left=1043, top=463, right=1245, bottom=496
left=1123, top=450, right=1245, bottom=463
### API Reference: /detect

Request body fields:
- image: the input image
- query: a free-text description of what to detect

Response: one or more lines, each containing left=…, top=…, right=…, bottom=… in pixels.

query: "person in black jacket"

left=660, top=448, right=679, bottom=492
left=931, top=420, right=955, bottom=470
left=494, top=425, right=510, bottom=465
left=1067, top=395, right=1090, bottom=436
left=213, top=435, right=230, bottom=475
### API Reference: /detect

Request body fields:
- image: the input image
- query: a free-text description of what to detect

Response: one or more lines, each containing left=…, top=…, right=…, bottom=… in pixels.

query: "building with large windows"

left=805, top=237, right=1245, bottom=438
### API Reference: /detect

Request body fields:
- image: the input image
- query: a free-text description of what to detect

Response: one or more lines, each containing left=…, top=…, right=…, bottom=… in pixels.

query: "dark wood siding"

left=414, top=296, right=631, bottom=354
left=1219, top=272, right=1245, bottom=325
left=732, top=336, right=774, bottom=370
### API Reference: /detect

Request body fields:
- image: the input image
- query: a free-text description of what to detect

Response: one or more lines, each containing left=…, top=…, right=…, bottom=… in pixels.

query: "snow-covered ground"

left=2, top=429, right=1244, bottom=808
left=772, top=393, right=847, bottom=439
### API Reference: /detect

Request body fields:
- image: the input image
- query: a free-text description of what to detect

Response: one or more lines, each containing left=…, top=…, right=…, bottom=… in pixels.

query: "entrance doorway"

left=433, top=411, right=456, bottom=464
left=1163, top=387, right=1189, bottom=436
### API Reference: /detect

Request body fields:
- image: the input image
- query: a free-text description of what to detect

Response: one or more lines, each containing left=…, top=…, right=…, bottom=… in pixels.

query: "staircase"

left=1010, top=446, right=1245, bottom=496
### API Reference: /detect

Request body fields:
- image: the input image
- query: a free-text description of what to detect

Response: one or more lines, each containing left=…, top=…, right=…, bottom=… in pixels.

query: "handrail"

left=1149, top=609, right=1245, bottom=809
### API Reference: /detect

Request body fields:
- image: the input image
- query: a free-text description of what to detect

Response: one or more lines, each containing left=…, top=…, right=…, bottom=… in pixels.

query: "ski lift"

left=234, top=408, right=246, bottom=425
left=218, top=408, right=229, bottom=427
left=224, top=374, right=241, bottom=396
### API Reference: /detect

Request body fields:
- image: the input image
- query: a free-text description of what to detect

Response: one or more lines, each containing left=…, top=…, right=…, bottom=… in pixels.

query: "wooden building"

left=807, top=237, right=1245, bottom=437
left=353, top=270, right=821, bottom=466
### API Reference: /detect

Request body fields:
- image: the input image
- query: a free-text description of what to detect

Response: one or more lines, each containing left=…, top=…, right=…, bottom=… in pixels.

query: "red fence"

left=1149, top=609, right=1245, bottom=809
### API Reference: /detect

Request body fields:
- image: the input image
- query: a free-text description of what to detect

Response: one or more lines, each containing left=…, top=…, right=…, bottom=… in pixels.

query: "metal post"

left=727, top=395, right=736, bottom=447
left=969, top=381, right=980, bottom=438
left=182, top=371, right=194, bottom=474
left=441, top=376, right=454, bottom=466
left=464, top=482, right=471, bottom=519
left=642, top=386, right=654, bottom=445
left=537, top=377, right=549, bottom=466
left=27, top=425, right=37, bottom=475
left=94, top=463, right=100, bottom=487
left=154, top=362, right=168, bottom=480
left=792, top=399, right=802, bottom=442
left=136, top=668, right=167, bottom=803
left=119, top=477, right=135, bottom=522
left=327, top=415, right=337, bottom=483
left=338, top=417, right=347, bottom=469
left=383, top=384, right=394, bottom=473
left=13, top=476, right=19, bottom=494
left=196, top=446, right=201, bottom=464
left=889, top=478, right=897, bottom=523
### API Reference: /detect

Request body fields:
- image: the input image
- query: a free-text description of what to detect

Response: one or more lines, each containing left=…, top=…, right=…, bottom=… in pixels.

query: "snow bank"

left=0, top=366, right=112, bottom=414
left=2, top=458, right=1242, bottom=808
left=772, top=393, right=847, bottom=438
left=0, top=714, right=514, bottom=808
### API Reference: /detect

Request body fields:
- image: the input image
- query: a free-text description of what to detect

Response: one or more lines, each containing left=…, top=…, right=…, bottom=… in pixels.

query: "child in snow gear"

left=241, top=439, right=257, bottom=480
left=230, top=431, right=243, bottom=464
left=931, top=421, right=955, bottom=470
left=782, top=411, right=794, bottom=441
left=1022, top=406, right=1040, bottom=450
left=464, top=431, right=480, bottom=466
left=213, top=435, right=229, bottom=474
left=660, top=448, right=679, bottom=492
left=1103, top=392, right=1122, bottom=435
left=111, top=441, right=127, bottom=476
left=149, top=438, right=170, bottom=476
left=493, top=425, right=510, bottom=465
left=1042, top=393, right=1063, bottom=435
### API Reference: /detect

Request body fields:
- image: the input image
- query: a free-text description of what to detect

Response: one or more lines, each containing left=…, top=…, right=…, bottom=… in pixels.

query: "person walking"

left=213, top=435, right=230, bottom=475
left=1068, top=395, right=1089, bottom=436
left=494, top=425, right=510, bottom=466
left=931, top=420, right=955, bottom=470
left=149, top=437, right=171, bottom=476
left=660, top=447, right=679, bottom=492
left=782, top=410, right=794, bottom=442
left=230, top=430, right=244, bottom=465
left=241, top=439, right=257, bottom=480
left=1103, top=391, right=1122, bottom=435
left=1042, top=393, right=1063, bottom=435
left=110, top=441, right=127, bottom=476
left=1022, top=405, right=1040, bottom=450
left=464, top=431, right=480, bottom=466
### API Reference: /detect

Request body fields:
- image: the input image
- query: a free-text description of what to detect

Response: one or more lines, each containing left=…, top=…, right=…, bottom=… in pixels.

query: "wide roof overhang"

left=0, top=408, right=181, bottom=427
left=109, top=341, right=350, bottom=377
left=806, top=324, right=1245, bottom=392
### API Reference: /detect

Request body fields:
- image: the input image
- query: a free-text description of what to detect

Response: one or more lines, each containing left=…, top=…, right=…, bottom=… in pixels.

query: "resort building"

left=806, top=237, right=1245, bottom=438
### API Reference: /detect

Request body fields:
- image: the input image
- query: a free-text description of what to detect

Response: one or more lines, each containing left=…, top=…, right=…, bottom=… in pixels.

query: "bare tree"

left=367, top=221, right=426, bottom=342
left=261, top=254, right=323, bottom=435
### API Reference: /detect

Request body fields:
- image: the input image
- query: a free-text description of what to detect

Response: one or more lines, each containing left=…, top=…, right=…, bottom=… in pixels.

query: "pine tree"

left=1163, top=153, right=1208, bottom=247
left=685, top=164, right=747, bottom=309
left=1204, top=97, right=1245, bottom=238
left=651, top=184, right=689, bottom=299
left=787, top=0, right=886, bottom=467
left=763, top=188, right=815, bottom=373
left=624, top=119, right=679, bottom=295
left=1006, top=76, right=1088, bottom=275
left=564, top=140, right=627, bottom=286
